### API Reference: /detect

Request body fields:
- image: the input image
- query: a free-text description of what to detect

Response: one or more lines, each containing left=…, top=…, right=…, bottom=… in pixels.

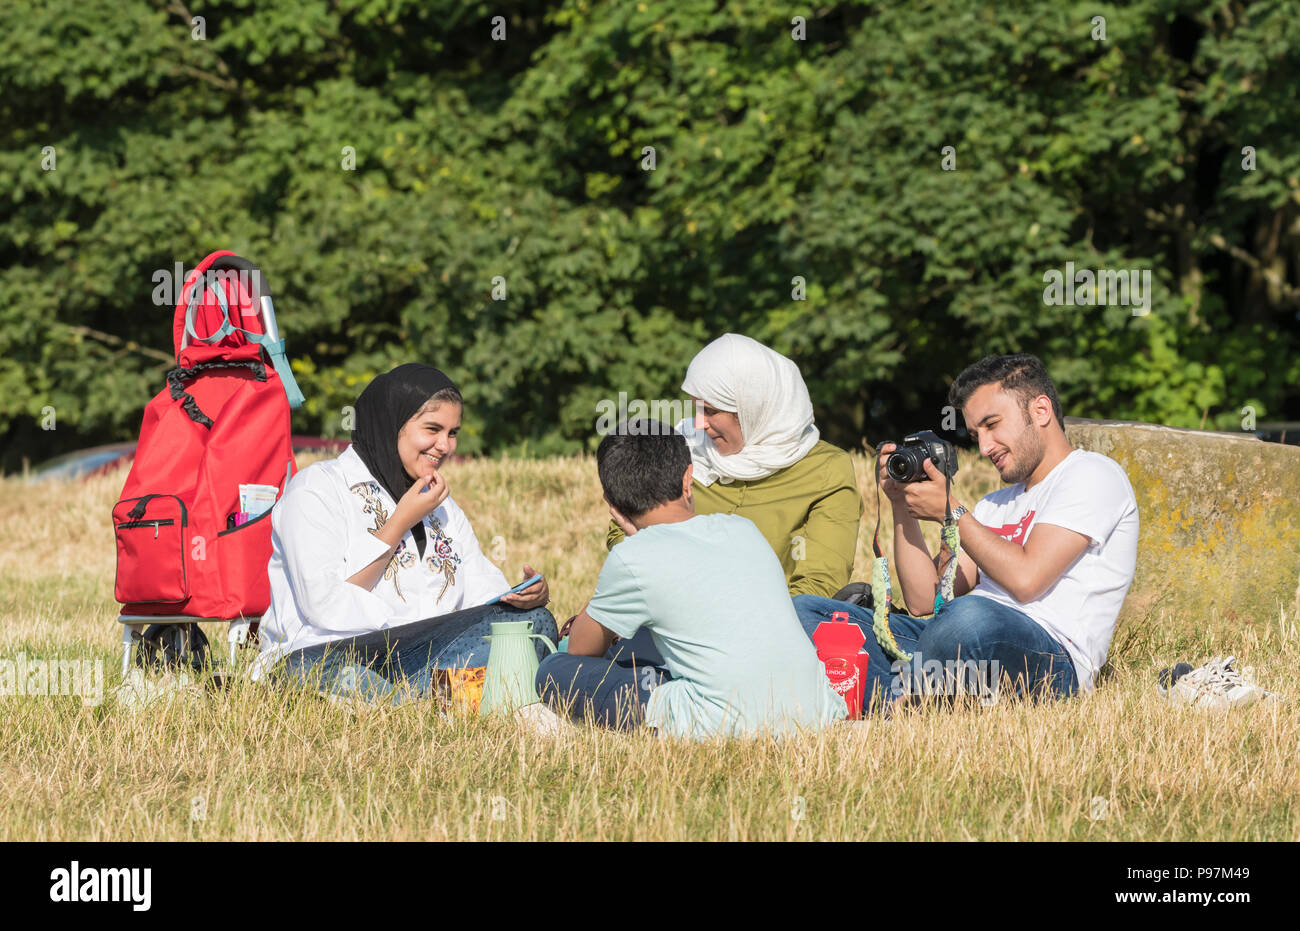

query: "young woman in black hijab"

left=253, top=363, right=558, bottom=704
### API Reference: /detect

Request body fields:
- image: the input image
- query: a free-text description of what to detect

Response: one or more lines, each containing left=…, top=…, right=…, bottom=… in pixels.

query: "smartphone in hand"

left=485, top=573, right=543, bottom=605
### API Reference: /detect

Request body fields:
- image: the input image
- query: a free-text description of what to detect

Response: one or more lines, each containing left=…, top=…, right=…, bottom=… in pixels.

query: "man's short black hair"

left=948, top=353, right=1064, bottom=428
left=596, top=420, right=692, bottom=519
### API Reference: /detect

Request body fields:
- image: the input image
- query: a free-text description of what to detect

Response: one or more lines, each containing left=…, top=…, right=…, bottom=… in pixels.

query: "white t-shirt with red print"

left=968, top=449, right=1139, bottom=692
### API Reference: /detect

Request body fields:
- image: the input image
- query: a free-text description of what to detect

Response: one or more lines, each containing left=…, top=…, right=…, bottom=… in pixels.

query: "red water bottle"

left=813, top=610, right=870, bottom=718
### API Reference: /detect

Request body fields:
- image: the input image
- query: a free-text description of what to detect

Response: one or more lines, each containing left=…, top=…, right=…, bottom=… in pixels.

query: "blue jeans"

left=277, top=603, right=558, bottom=705
left=535, top=628, right=673, bottom=729
left=792, top=593, right=1078, bottom=707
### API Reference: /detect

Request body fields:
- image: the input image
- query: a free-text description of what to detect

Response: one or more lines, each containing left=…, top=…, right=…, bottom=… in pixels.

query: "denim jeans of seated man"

left=791, top=593, right=1078, bottom=708
left=276, top=603, right=558, bottom=705
left=607, top=627, right=665, bottom=666
left=536, top=629, right=673, bottom=730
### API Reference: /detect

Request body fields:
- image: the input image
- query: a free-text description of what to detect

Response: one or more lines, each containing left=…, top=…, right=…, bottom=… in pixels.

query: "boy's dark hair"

left=596, top=420, right=692, bottom=519
left=948, top=354, right=1064, bottom=429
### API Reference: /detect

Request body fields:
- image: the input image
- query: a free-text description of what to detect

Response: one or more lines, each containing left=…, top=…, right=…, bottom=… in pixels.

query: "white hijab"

left=676, top=334, right=820, bottom=486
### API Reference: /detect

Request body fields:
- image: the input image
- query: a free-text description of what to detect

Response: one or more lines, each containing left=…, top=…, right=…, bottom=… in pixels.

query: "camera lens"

left=886, top=449, right=922, bottom=482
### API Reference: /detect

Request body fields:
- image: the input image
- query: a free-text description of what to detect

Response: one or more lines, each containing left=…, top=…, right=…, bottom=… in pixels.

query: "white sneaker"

left=1160, top=656, right=1279, bottom=710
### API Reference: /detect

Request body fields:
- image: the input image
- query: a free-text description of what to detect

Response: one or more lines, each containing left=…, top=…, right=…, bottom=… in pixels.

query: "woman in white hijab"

left=605, top=334, right=862, bottom=598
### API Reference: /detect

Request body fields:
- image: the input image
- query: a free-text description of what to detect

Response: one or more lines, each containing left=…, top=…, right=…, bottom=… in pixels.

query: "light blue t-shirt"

left=587, top=513, right=847, bottom=739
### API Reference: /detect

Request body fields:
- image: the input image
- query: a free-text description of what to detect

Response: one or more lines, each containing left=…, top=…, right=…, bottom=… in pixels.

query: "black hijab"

left=351, top=363, right=459, bottom=558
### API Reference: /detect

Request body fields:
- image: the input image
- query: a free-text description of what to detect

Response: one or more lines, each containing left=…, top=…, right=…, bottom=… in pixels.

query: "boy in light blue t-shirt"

left=535, top=419, right=847, bottom=739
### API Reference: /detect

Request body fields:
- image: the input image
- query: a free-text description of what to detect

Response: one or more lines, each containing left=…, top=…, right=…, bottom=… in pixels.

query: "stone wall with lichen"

left=1065, top=418, right=1300, bottom=626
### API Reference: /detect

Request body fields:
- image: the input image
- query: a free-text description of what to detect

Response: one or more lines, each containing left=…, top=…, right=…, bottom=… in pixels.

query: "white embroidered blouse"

left=251, top=444, right=509, bottom=676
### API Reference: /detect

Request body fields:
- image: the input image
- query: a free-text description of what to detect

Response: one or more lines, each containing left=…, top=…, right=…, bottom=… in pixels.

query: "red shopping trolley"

left=112, top=250, right=305, bottom=675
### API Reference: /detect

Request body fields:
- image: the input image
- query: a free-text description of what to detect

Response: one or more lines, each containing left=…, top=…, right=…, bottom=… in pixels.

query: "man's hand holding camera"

left=878, top=439, right=963, bottom=523
left=878, top=434, right=976, bottom=616
left=881, top=424, right=1093, bottom=611
left=903, top=457, right=962, bottom=522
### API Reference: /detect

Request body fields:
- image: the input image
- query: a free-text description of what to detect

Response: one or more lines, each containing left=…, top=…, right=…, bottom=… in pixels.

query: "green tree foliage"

left=2, top=0, right=1297, bottom=469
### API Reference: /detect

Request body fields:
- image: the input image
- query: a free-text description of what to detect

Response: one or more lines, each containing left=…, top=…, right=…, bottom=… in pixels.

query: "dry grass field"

left=1, top=450, right=1296, bottom=841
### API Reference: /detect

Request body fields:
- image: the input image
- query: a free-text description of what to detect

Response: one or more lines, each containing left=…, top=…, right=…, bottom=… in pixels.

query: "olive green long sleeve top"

left=605, top=440, right=863, bottom=598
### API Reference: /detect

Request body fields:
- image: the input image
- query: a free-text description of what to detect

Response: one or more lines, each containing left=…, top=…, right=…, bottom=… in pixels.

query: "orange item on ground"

left=446, top=666, right=487, bottom=713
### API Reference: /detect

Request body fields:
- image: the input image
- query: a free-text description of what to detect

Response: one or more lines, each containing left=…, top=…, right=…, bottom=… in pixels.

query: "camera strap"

left=870, top=451, right=912, bottom=662
left=868, top=450, right=962, bottom=663
left=935, top=469, right=962, bottom=610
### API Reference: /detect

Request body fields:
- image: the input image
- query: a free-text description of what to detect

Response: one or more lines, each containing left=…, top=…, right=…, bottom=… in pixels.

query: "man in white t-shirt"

left=795, top=354, right=1138, bottom=703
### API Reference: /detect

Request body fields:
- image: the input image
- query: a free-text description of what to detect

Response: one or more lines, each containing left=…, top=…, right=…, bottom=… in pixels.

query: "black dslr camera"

left=885, top=430, right=957, bottom=483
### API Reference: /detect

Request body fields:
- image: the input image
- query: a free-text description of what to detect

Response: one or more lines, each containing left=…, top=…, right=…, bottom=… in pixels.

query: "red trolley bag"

left=113, top=251, right=305, bottom=671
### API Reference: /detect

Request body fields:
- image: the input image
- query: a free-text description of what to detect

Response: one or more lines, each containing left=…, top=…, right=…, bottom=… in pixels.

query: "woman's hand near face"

left=348, top=469, right=446, bottom=591
left=499, top=563, right=550, bottom=610
left=392, top=469, right=449, bottom=532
